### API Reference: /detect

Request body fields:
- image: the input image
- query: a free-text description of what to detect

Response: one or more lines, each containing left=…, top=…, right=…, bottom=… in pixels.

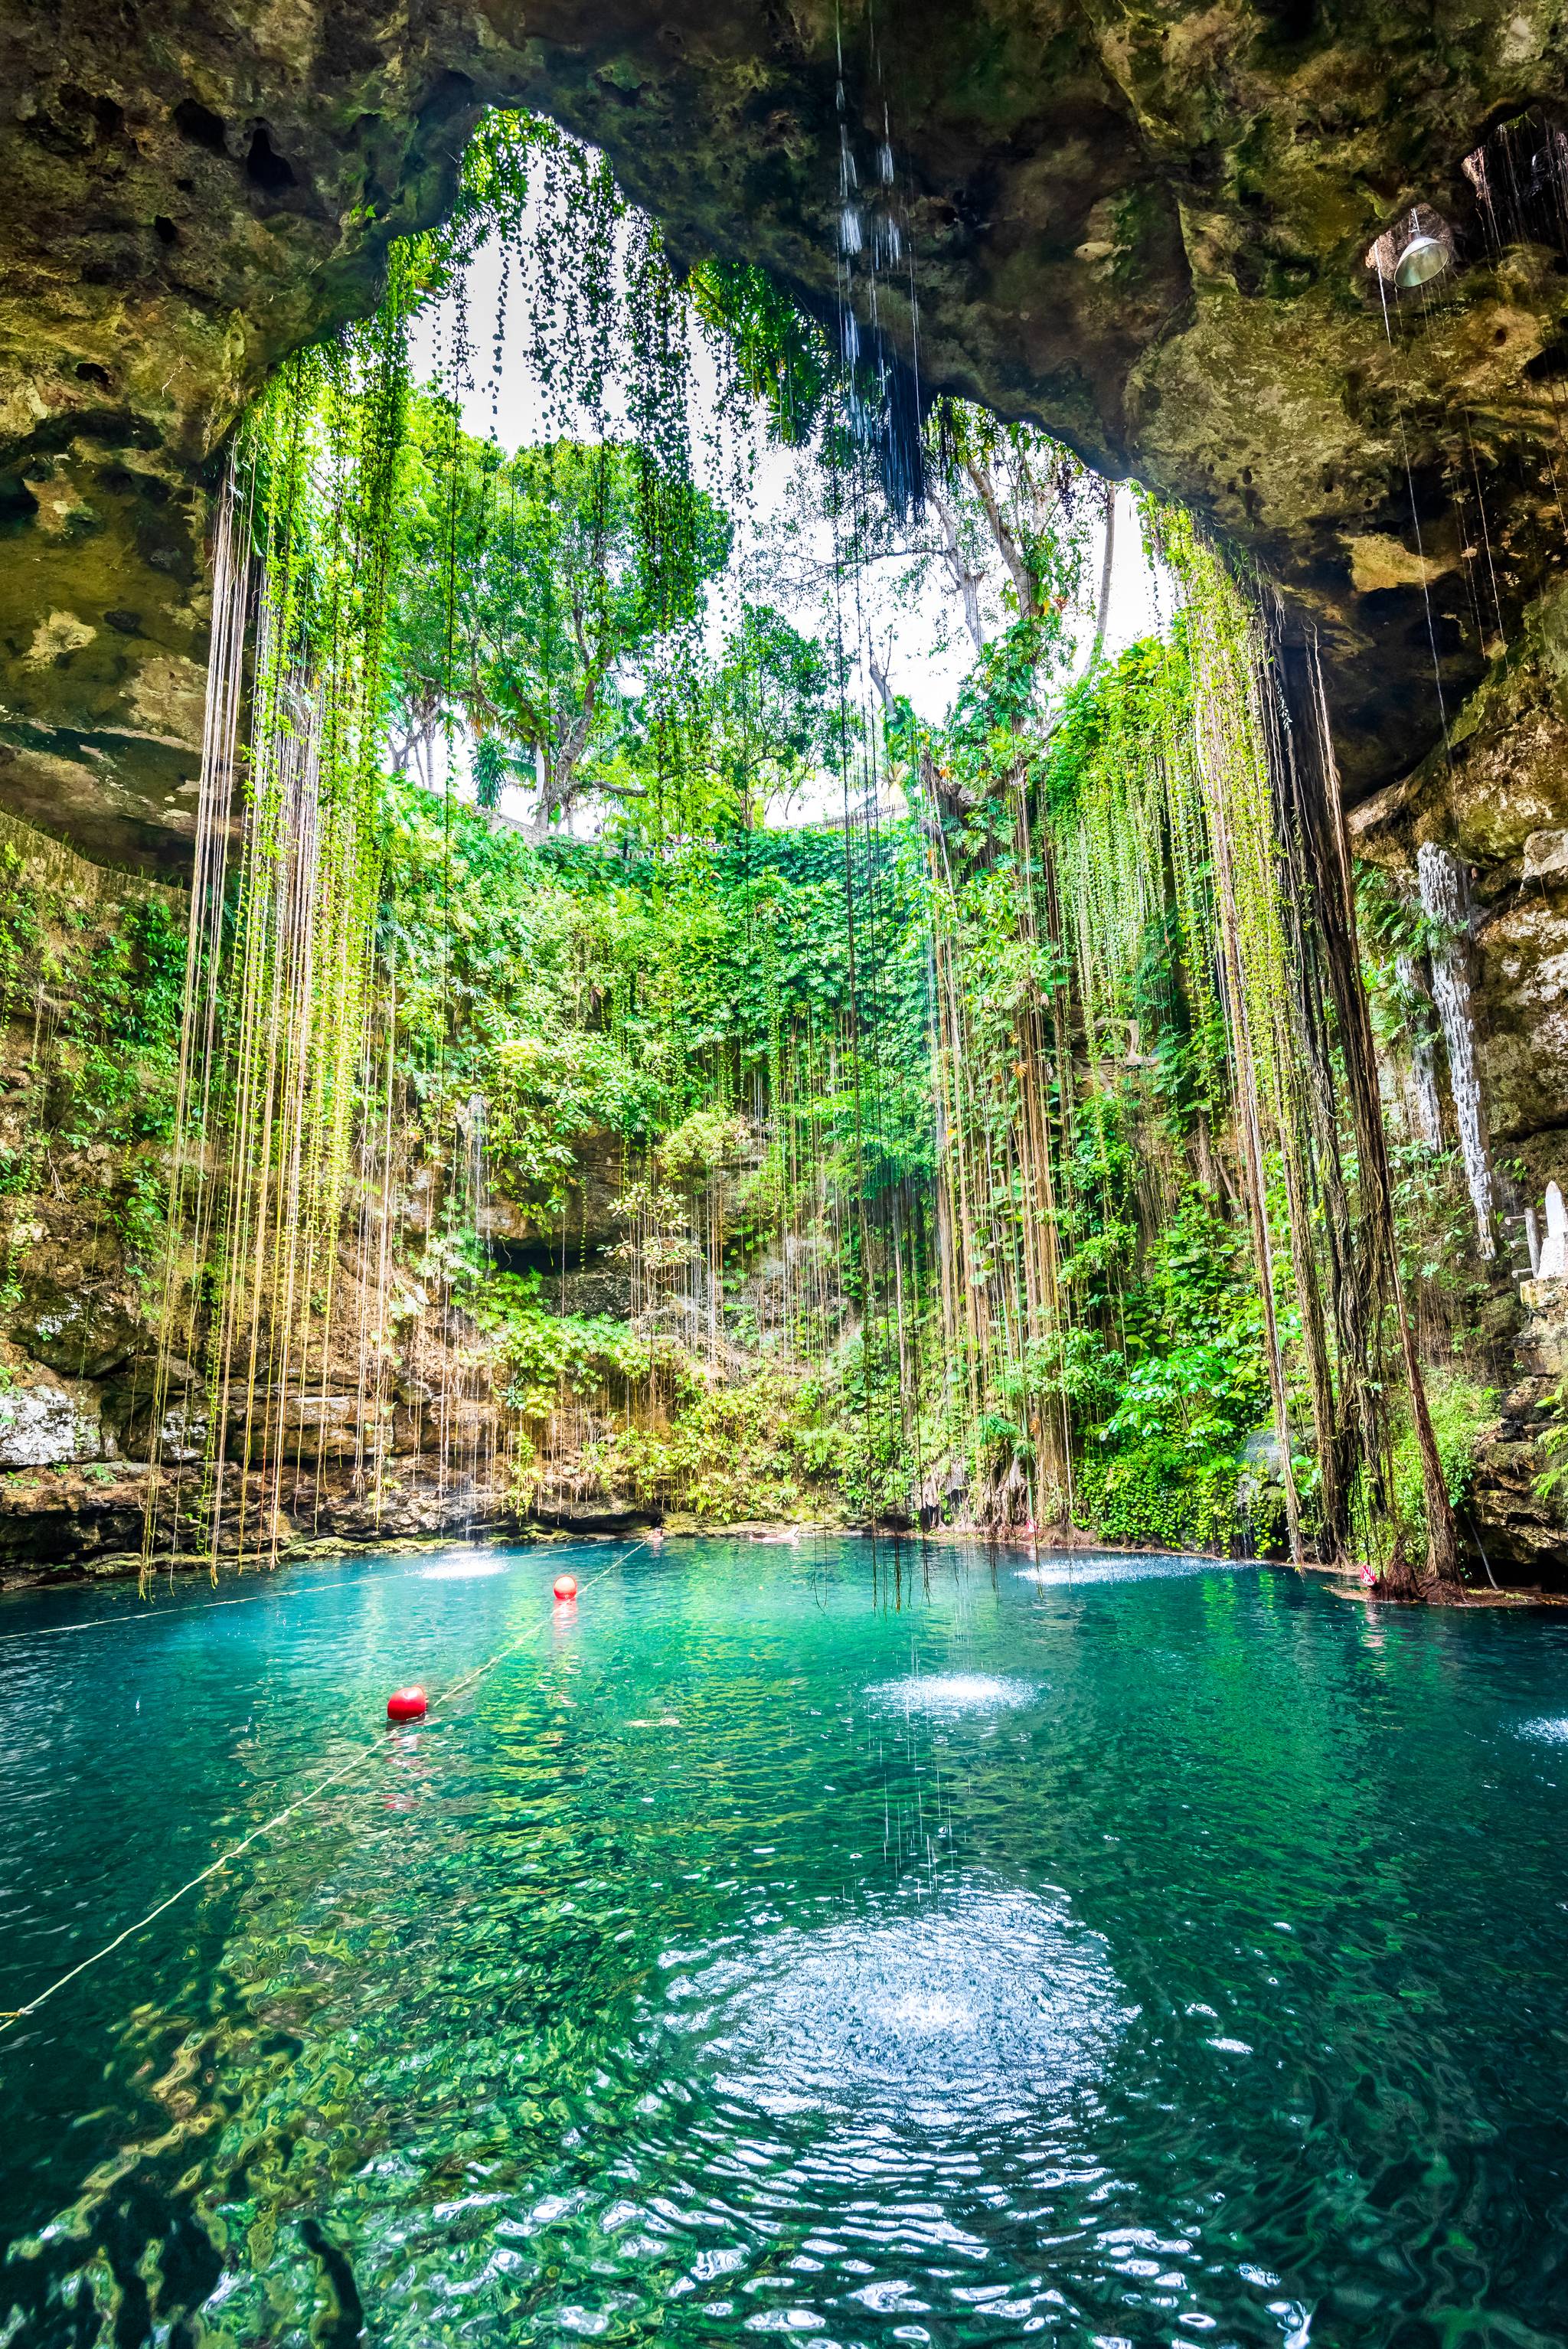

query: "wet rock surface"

left=0, top=1381, right=105, bottom=1469
left=0, top=1451, right=658, bottom=1589
left=1455, top=1275, right=1568, bottom=1583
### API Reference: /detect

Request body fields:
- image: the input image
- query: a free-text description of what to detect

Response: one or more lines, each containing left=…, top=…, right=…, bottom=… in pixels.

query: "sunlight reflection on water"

left=864, top=1671, right=1038, bottom=1716
left=1017, top=1553, right=1221, bottom=1588
left=417, top=1557, right=511, bottom=1580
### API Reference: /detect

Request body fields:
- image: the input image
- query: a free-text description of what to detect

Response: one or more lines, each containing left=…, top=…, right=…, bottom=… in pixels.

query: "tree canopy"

left=387, top=406, right=731, bottom=824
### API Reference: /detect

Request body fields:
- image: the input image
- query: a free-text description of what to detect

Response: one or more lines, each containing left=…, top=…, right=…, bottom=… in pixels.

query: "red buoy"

left=387, top=1684, right=428, bottom=1721
left=553, top=1573, right=578, bottom=1602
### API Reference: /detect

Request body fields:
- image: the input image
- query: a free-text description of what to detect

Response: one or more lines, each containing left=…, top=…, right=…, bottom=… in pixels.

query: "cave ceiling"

left=3, top=0, right=1568, bottom=872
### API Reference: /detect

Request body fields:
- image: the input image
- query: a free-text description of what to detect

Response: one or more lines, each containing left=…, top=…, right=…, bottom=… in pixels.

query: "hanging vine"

left=129, top=99, right=1491, bottom=1594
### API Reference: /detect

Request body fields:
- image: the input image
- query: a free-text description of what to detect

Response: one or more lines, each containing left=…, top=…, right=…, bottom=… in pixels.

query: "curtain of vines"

left=145, top=93, right=1466, bottom=1584
left=142, top=296, right=414, bottom=1578
left=142, top=109, right=919, bottom=1564
left=924, top=508, right=1464, bottom=1587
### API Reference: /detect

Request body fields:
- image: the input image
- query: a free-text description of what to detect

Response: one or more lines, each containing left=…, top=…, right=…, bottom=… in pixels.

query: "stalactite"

left=1416, top=840, right=1497, bottom=1259
left=1395, top=950, right=1446, bottom=1149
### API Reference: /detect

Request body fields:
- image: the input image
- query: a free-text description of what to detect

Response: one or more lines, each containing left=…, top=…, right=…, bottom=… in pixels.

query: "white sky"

left=408, top=202, right=1168, bottom=831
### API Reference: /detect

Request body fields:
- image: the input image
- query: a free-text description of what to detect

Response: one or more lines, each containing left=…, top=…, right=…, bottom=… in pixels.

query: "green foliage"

left=388, top=410, right=732, bottom=823
left=0, top=846, right=42, bottom=1018
left=1536, top=1382, right=1568, bottom=1505
left=1389, top=1140, right=1498, bottom=1312
left=687, top=261, right=831, bottom=446
left=657, top=1108, right=750, bottom=1181
left=1070, top=1191, right=1269, bottom=1553
left=470, top=1271, right=658, bottom=1416
left=381, top=785, right=934, bottom=1207
left=688, top=603, right=845, bottom=823
left=1354, top=858, right=1448, bottom=971
left=390, top=110, right=538, bottom=308
left=0, top=854, right=187, bottom=1331
left=60, top=897, right=187, bottom=1148
left=1098, top=1323, right=1266, bottom=1458
left=117, top=93, right=1493, bottom=1567
left=1389, top=1374, right=1493, bottom=1550
left=1078, top=1446, right=1240, bottom=1554
left=0, top=852, right=184, bottom=1187
left=471, top=1268, right=851, bottom=1520
left=1354, top=861, right=1447, bottom=1069
left=1041, top=631, right=1223, bottom=1109
left=1129, top=1185, right=1258, bottom=1357
left=590, top=1371, right=847, bottom=1521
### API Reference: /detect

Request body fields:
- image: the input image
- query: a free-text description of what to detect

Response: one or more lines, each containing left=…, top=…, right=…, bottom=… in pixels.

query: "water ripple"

left=669, top=1878, right=1128, bottom=2147
left=5, top=1538, right=1567, bottom=2347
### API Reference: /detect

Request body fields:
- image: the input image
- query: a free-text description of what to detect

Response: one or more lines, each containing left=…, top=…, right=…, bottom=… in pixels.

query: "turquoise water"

left=2, top=1540, right=1568, bottom=2347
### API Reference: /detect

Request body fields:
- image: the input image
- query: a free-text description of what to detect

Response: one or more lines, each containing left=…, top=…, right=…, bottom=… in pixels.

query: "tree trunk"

left=961, top=456, right=1039, bottom=620
left=1289, top=643, right=1466, bottom=1598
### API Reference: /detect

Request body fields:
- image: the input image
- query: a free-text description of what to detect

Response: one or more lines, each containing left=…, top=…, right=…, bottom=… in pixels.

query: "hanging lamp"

left=1393, top=232, right=1451, bottom=289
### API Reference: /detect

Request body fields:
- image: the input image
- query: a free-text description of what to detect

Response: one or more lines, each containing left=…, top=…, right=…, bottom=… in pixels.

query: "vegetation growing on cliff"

left=0, top=101, right=1481, bottom=1596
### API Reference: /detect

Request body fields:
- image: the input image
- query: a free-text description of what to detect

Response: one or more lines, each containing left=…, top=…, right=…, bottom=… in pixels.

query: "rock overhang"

left=2, top=0, right=1567, bottom=868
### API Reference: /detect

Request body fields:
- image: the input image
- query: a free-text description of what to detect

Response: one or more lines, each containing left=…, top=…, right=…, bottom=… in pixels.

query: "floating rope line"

left=0, top=1576, right=359, bottom=1646
left=0, top=1540, right=645, bottom=2040
left=0, top=1544, right=611, bottom=1647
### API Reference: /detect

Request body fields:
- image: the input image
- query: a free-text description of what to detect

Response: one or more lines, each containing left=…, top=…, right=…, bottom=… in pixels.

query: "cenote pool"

left=3, top=1540, right=1568, bottom=2347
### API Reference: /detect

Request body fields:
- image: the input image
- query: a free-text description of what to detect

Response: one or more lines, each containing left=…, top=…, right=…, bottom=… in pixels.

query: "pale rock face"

left=1523, top=830, right=1568, bottom=883
left=1479, top=902, right=1568, bottom=1145
left=224, top=1392, right=394, bottom=1467
left=1417, top=842, right=1496, bottom=1258
left=1538, top=1181, right=1568, bottom=1282
left=0, top=1383, right=104, bottom=1468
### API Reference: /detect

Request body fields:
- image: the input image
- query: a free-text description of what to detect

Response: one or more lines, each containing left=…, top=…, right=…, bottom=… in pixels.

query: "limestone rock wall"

left=1348, top=582, right=1568, bottom=1583
left=0, top=806, right=537, bottom=1585
left=1352, top=574, right=1568, bottom=1203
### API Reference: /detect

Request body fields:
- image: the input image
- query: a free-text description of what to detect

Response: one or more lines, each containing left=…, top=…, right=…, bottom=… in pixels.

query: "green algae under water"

left=3, top=1540, right=1568, bottom=2347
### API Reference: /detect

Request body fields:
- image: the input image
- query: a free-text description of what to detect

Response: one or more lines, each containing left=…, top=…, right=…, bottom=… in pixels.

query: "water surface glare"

left=2, top=1538, right=1566, bottom=2347
left=1518, top=1712, right=1568, bottom=1743
left=863, top=1671, right=1037, bottom=1714
left=419, top=1557, right=511, bottom=1580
